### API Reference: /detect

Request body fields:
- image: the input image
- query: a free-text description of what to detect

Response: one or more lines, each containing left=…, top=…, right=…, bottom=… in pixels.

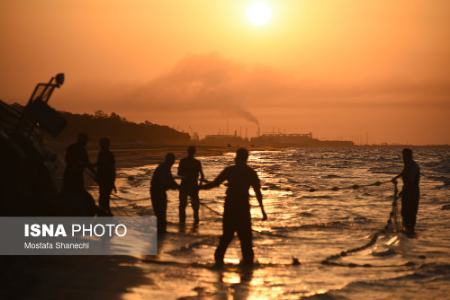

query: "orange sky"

left=1, top=0, right=449, bottom=144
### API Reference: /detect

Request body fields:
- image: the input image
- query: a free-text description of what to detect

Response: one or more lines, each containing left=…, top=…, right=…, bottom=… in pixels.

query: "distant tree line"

left=54, top=110, right=190, bottom=146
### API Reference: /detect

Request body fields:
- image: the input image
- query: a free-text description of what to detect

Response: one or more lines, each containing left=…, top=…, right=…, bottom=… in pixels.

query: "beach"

left=4, top=146, right=449, bottom=299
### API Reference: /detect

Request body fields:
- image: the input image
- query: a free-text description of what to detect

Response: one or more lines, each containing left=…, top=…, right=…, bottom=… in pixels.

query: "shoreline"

left=107, top=144, right=450, bottom=169
left=48, top=143, right=450, bottom=170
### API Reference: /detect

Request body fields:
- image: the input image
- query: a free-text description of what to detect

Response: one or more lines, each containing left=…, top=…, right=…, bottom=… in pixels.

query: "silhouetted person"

left=150, top=153, right=179, bottom=234
left=201, top=148, right=267, bottom=267
left=178, top=146, right=205, bottom=224
left=63, top=133, right=94, bottom=194
left=392, top=148, right=420, bottom=235
left=96, top=137, right=116, bottom=216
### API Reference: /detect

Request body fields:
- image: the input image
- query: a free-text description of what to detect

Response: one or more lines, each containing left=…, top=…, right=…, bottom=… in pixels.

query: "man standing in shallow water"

left=63, top=133, right=94, bottom=194
left=392, top=148, right=420, bottom=236
left=150, top=153, right=179, bottom=234
left=96, top=137, right=116, bottom=216
left=178, top=146, right=205, bottom=225
left=200, top=148, right=267, bottom=267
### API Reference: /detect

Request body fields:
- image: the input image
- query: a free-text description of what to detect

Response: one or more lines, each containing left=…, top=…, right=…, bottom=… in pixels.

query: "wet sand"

left=1, top=255, right=150, bottom=300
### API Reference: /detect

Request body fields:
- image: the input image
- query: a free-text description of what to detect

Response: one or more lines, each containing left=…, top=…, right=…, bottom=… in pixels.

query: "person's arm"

left=199, top=161, right=206, bottom=182
left=93, top=153, right=101, bottom=182
left=94, top=153, right=100, bottom=173
left=177, top=160, right=184, bottom=177
left=111, top=154, right=116, bottom=182
left=391, top=169, right=403, bottom=183
left=82, top=149, right=96, bottom=173
left=168, top=168, right=179, bottom=190
left=252, top=173, right=267, bottom=221
left=81, top=149, right=98, bottom=181
left=111, top=153, right=117, bottom=192
left=93, top=152, right=100, bottom=168
left=415, top=165, right=420, bottom=184
left=200, top=169, right=227, bottom=190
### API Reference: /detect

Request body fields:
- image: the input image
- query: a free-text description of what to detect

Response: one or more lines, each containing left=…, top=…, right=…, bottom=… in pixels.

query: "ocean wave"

left=441, top=204, right=450, bottom=210
left=299, top=211, right=315, bottom=217
left=368, top=166, right=399, bottom=175
left=98, top=148, right=450, bottom=299
left=426, top=175, right=450, bottom=189
left=262, top=183, right=282, bottom=190
left=321, top=174, right=342, bottom=179
left=424, top=158, right=450, bottom=174
left=351, top=215, right=371, bottom=224
left=273, top=221, right=350, bottom=231
left=298, top=195, right=333, bottom=199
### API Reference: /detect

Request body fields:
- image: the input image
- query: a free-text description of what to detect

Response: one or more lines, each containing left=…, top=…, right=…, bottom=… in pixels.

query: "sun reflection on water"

left=106, top=148, right=449, bottom=299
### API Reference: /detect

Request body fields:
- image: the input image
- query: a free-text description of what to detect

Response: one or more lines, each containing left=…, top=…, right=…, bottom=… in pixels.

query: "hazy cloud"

left=124, top=53, right=450, bottom=113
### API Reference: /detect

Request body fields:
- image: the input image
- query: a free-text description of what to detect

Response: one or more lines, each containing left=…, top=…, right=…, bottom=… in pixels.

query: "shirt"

left=401, top=160, right=420, bottom=191
left=97, top=150, right=116, bottom=185
left=178, top=157, right=203, bottom=187
left=210, top=164, right=261, bottom=210
left=65, top=142, right=89, bottom=173
left=151, top=163, right=178, bottom=191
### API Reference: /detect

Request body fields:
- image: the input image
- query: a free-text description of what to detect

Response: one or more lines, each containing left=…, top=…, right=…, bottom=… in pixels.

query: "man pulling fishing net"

left=200, top=148, right=268, bottom=267
left=392, top=148, right=421, bottom=237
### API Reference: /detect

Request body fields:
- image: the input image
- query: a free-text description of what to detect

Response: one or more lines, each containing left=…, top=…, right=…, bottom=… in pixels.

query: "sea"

left=90, top=147, right=450, bottom=299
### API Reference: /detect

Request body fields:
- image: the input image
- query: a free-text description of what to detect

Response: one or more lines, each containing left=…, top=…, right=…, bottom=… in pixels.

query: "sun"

left=246, top=2, right=272, bottom=27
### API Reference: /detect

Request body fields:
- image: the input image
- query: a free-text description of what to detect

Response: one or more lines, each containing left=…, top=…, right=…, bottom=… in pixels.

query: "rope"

left=200, top=202, right=290, bottom=238
left=84, top=169, right=149, bottom=202
left=200, top=202, right=222, bottom=216
left=100, top=169, right=397, bottom=243
left=109, top=178, right=392, bottom=203
left=110, top=193, right=150, bottom=202
left=321, top=182, right=401, bottom=268
left=88, top=164, right=400, bottom=246
left=306, top=179, right=392, bottom=192
left=88, top=165, right=408, bottom=267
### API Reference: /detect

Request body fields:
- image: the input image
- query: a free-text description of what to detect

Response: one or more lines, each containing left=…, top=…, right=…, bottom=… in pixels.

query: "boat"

left=0, top=74, right=97, bottom=216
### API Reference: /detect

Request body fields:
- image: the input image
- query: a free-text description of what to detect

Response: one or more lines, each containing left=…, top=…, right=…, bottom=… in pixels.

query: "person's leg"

left=150, top=189, right=161, bottom=217
left=401, top=196, right=408, bottom=231
left=75, top=172, right=85, bottom=193
left=179, top=189, right=188, bottom=224
left=407, top=210, right=416, bottom=233
left=402, top=191, right=419, bottom=234
left=104, top=186, right=113, bottom=215
left=190, top=189, right=200, bottom=224
left=98, top=185, right=108, bottom=212
left=407, top=194, right=420, bottom=233
left=151, top=189, right=166, bottom=234
left=237, top=216, right=254, bottom=265
left=161, top=192, right=168, bottom=233
left=214, top=216, right=235, bottom=265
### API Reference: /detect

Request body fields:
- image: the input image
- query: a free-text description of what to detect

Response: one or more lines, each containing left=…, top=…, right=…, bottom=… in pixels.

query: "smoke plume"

left=130, top=53, right=260, bottom=125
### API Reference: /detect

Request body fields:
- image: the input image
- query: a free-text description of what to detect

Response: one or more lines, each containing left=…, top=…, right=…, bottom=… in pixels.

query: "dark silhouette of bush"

left=55, top=110, right=190, bottom=146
